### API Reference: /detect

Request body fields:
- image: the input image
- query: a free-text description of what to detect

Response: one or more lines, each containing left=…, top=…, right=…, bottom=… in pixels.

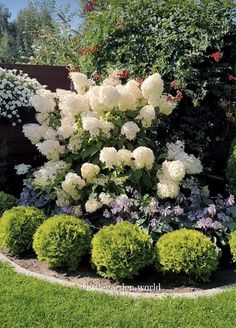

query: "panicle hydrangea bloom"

left=137, top=105, right=156, bottom=127
left=121, top=121, right=140, bottom=140
left=99, top=147, right=120, bottom=168
left=141, top=73, right=164, bottom=106
left=62, top=172, right=86, bottom=199
left=81, top=163, right=100, bottom=182
left=132, top=147, right=155, bottom=170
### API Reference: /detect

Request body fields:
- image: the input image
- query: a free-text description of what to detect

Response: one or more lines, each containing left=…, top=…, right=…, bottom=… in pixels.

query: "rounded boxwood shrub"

left=0, top=191, right=18, bottom=216
left=155, top=229, right=219, bottom=281
left=91, top=221, right=154, bottom=280
left=0, top=206, right=45, bottom=256
left=229, top=231, right=236, bottom=263
left=33, top=215, right=91, bottom=271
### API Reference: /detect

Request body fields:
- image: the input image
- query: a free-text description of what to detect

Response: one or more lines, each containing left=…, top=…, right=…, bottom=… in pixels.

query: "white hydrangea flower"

left=116, top=84, right=137, bottom=111
left=33, top=161, right=69, bottom=186
left=137, top=105, right=156, bottom=127
left=162, top=160, right=186, bottom=182
left=157, top=180, right=180, bottom=199
left=56, top=189, right=71, bottom=207
left=62, top=172, right=86, bottom=199
left=132, top=147, right=155, bottom=170
left=70, top=72, right=93, bottom=94
left=81, top=163, right=100, bottom=182
left=81, top=115, right=102, bottom=136
left=14, top=163, right=31, bottom=175
left=23, top=124, right=56, bottom=144
left=99, top=85, right=121, bottom=109
left=30, top=93, right=56, bottom=113
left=167, top=141, right=203, bottom=175
left=36, top=140, right=65, bottom=160
left=121, top=121, right=140, bottom=140
left=57, top=116, right=77, bottom=139
left=85, top=193, right=102, bottom=213
left=58, top=91, right=89, bottom=117
left=117, top=149, right=133, bottom=166
left=158, top=95, right=176, bottom=116
left=126, top=80, right=143, bottom=100
left=99, top=192, right=113, bottom=205
left=141, top=73, right=164, bottom=106
left=100, top=147, right=119, bottom=168
left=67, top=134, right=82, bottom=153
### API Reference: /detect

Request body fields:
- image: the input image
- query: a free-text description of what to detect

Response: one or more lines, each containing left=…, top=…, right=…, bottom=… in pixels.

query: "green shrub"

left=0, top=192, right=18, bottom=216
left=33, top=215, right=91, bottom=271
left=155, top=229, right=219, bottom=281
left=91, top=221, right=154, bottom=280
left=227, top=141, right=236, bottom=196
left=229, top=230, right=236, bottom=263
left=0, top=206, right=45, bottom=256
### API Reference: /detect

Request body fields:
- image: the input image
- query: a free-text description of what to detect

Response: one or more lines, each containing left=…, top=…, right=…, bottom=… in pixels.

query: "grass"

left=0, top=261, right=235, bottom=328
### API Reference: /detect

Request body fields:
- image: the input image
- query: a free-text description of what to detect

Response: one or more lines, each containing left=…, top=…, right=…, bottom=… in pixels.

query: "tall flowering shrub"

left=21, top=70, right=203, bottom=220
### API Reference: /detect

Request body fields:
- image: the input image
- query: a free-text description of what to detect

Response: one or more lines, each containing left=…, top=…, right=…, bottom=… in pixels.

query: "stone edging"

left=0, top=251, right=235, bottom=299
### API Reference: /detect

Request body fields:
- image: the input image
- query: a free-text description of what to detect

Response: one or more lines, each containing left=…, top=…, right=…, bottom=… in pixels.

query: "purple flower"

left=196, top=217, right=214, bottom=229
left=225, top=194, right=235, bottom=207
left=103, top=209, right=111, bottom=219
left=173, top=205, right=184, bottom=216
left=150, top=218, right=159, bottom=228
left=159, top=206, right=172, bottom=217
left=207, top=204, right=216, bottom=216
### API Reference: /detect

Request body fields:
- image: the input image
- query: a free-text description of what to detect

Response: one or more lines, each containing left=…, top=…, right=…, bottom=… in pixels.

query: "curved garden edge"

left=0, top=251, right=235, bottom=300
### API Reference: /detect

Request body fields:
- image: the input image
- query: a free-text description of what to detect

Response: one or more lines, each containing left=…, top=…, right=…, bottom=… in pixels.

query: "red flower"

left=118, top=70, right=130, bottom=79
left=210, top=51, right=222, bottom=62
left=170, top=80, right=178, bottom=89
left=91, top=44, right=100, bottom=53
left=93, top=71, right=101, bottom=80
left=175, top=91, right=184, bottom=101
left=167, top=95, right=175, bottom=103
left=84, top=0, right=96, bottom=12
left=229, top=75, right=236, bottom=81
left=135, top=76, right=143, bottom=88
left=79, top=47, right=91, bottom=56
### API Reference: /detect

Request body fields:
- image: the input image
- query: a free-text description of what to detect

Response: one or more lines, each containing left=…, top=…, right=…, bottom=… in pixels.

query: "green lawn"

left=0, top=261, right=235, bottom=328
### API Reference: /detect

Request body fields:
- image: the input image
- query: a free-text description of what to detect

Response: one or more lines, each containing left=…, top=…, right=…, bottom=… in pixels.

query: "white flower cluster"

left=33, top=161, right=69, bottom=186
left=14, top=163, right=31, bottom=175
left=0, top=67, right=43, bottom=125
left=99, top=146, right=154, bottom=170
left=81, top=163, right=100, bottom=182
left=24, top=69, right=187, bottom=215
left=157, top=142, right=203, bottom=199
left=62, top=172, right=86, bottom=200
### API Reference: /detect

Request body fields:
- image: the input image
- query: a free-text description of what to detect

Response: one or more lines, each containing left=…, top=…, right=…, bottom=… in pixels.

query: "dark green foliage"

left=227, top=139, right=236, bottom=196
left=0, top=191, right=18, bottom=216
left=155, top=229, right=220, bottom=281
left=33, top=215, right=92, bottom=271
left=91, top=221, right=154, bottom=280
left=0, top=206, right=46, bottom=255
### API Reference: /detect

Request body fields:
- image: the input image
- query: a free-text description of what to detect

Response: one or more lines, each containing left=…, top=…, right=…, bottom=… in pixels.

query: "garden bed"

left=1, top=248, right=235, bottom=297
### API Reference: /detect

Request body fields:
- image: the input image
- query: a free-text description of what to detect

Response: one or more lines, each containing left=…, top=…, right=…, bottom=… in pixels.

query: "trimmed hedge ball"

left=33, top=215, right=91, bottom=271
left=0, top=191, right=18, bottom=216
left=229, top=231, right=236, bottom=263
left=0, top=206, right=45, bottom=255
left=91, top=221, right=154, bottom=280
left=155, top=229, right=219, bottom=281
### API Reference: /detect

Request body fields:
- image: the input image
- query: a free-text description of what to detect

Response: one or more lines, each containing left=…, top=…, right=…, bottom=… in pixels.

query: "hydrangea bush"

left=0, top=67, right=43, bottom=125
left=21, top=70, right=204, bottom=220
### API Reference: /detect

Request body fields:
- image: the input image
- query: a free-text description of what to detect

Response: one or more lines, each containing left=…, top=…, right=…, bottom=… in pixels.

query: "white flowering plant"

left=0, top=67, right=43, bottom=125
left=21, top=69, right=203, bottom=222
